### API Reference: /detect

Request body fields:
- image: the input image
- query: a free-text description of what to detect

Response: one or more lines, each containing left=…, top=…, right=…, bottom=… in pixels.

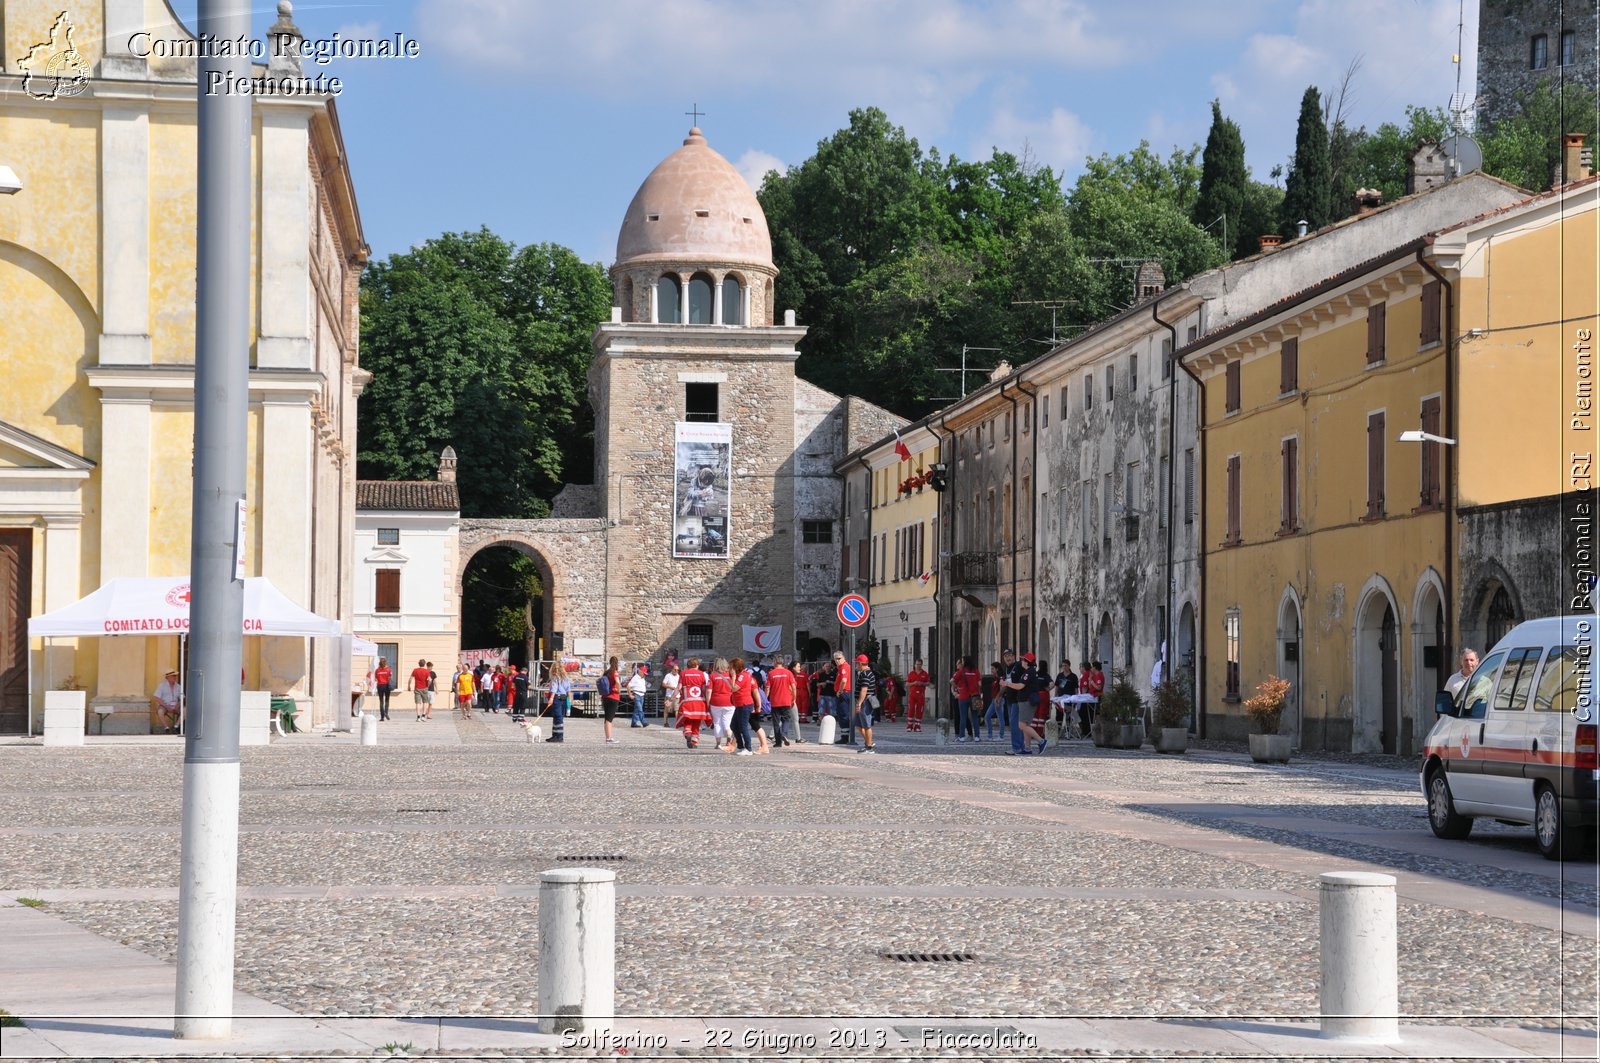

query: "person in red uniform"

left=729, top=656, right=758, bottom=756
left=831, top=651, right=854, bottom=744
left=881, top=672, right=900, bottom=722
left=707, top=658, right=737, bottom=751
left=766, top=657, right=797, bottom=748
left=950, top=657, right=981, bottom=742
left=792, top=660, right=811, bottom=725
left=372, top=659, right=394, bottom=722
left=905, top=659, right=929, bottom=731
left=676, top=657, right=712, bottom=748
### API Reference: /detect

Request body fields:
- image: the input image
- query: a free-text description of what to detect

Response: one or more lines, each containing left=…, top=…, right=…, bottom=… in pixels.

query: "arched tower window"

left=721, top=275, right=743, bottom=325
left=656, top=275, right=681, bottom=324
left=620, top=276, right=634, bottom=323
left=688, top=273, right=715, bottom=324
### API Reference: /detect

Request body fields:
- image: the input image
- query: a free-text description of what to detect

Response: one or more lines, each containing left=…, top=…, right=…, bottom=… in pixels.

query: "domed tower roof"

left=614, top=128, right=773, bottom=269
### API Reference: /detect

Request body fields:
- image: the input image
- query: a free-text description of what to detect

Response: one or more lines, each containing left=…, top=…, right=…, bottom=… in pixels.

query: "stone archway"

left=1277, top=587, right=1303, bottom=745
left=457, top=519, right=607, bottom=659
left=1353, top=577, right=1402, bottom=754
left=1410, top=569, right=1447, bottom=755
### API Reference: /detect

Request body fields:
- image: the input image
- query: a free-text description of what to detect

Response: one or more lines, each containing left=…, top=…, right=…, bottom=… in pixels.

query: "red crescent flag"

left=742, top=625, right=783, bottom=654
left=893, top=430, right=912, bottom=463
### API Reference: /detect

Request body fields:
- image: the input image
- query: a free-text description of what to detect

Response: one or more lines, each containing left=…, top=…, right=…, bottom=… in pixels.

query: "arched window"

left=656, top=275, right=682, bottom=323
left=721, top=275, right=743, bottom=325
left=688, top=273, right=714, bottom=324
left=1486, top=586, right=1516, bottom=647
left=620, top=276, right=634, bottom=323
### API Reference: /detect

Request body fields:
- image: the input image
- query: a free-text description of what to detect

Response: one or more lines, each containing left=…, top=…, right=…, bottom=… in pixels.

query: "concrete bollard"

left=538, top=867, right=615, bottom=1034
left=1319, top=871, right=1398, bottom=1042
left=817, top=715, right=837, bottom=745
left=360, top=712, right=378, bottom=746
left=935, top=717, right=950, bottom=746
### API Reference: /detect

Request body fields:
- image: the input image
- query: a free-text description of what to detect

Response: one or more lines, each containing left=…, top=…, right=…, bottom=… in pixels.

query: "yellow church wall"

left=1456, top=206, right=1600, bottom=507
left=0, top=246, right=100, bottom=460
left=0, top=107, right=100, bottom=317
left=147, top=407, right=194, bottom=574
left=148, top=112, right=198, bottom=365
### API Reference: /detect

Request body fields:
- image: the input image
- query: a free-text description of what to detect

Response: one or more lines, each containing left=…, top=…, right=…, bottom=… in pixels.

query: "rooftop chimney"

left=1258, top=234, right=1282, bottom=254
left=1134, top=260, right=1166, bottom=301
left=437, top=446, right=457, bottom=484
left=1353, top=187, right=1384, bottom=214
left=1295, top=219, right=1308, bottom=239
left=1407, top=143, right=1448, bottom=194
left=1563, top=133, right=1590, bottom=185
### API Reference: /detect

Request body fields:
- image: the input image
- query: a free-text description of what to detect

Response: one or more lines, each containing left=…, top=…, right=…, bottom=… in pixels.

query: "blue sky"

left=174, top=1, right=1481, bottom=265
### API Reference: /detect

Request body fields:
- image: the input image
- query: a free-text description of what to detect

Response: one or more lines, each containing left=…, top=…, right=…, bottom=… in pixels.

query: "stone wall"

left=1477, top=0, right=1598, bottom=133
left=1458, top=491, right=1586, bottom=651
left=457, top=518, right=609, bottom=650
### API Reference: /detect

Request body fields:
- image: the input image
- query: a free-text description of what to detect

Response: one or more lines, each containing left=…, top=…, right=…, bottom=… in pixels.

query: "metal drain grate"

left=555, top=854, right=628, bottom=862
left=878, top=951, right=977, bottom=963
left=397, top=808, right=451, bottom=813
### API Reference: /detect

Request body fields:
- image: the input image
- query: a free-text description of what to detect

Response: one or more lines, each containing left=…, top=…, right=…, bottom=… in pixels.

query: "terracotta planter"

left=1153, top=727, right=1188, bottom=754
left=1249, top=733, right=1291, bottom=764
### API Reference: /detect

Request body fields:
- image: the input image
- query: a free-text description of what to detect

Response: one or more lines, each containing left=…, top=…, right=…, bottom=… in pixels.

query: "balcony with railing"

left=949, top=551, right=999, bottom=606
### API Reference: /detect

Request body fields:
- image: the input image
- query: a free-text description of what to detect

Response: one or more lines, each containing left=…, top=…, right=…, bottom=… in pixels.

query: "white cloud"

left=975, top=106, right=1095, bottom=178
left=1210, top=0, right=1479, bottom=177
left=733, top=149, right=785, bottom=190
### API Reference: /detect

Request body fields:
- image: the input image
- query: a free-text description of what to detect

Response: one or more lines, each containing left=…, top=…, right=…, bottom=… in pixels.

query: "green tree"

left=460, top=549, right=543, bottom=662
left=357, top=229, right=610, bottom=518
left=1281, top=86, right=1332, bottom=234
left=1331, top=106, right=1453, bottom=215
left=1193, top=101, right=1250, bottom=257
left=1482, top=82, right=1599, bottom=192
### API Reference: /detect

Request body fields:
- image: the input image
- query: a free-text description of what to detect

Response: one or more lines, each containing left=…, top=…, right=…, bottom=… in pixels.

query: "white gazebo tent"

left=27, top=577, right=346, bottom=735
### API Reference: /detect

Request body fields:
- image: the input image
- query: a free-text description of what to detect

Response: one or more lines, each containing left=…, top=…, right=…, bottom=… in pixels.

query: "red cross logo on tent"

left=165, top=584, right=191, bottom=608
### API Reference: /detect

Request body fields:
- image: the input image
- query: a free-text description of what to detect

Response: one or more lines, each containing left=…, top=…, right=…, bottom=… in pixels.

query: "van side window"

left=1492, top=647, right=1543, bottom=711
left=1532, top=646, right=1581, bottom=712
left=1461, top=651, right=1506, bottom=720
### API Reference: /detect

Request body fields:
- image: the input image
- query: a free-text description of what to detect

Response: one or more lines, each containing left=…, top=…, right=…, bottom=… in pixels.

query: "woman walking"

left=982, top=662, right=1004, bottom=741
left=543, top=665, right=570, bottom=743
left=675, top=658, right=711, bottom=748
left=707, top=658, right=735, bottom=751
left=729, top=656, right=757, bottom=756
left=373, top=658, right=393, bottom=722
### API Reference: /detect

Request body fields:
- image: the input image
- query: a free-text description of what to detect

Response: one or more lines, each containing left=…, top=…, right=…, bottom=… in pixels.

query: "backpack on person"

left=596, top=673, right=612, bottom=698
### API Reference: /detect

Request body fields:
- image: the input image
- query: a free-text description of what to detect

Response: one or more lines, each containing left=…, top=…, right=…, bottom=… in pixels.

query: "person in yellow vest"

left=454, top=666, right=476, bottom=719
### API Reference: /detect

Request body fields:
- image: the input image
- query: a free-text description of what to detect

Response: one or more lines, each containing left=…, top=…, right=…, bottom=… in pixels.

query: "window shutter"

left=375, top=569, right=400, bottom=614
left=858, top=539, right=869, bottom=585
left=1368, top=302, right=1387, bottom=364
left=1184, top=449, right=1195, bottom=524
left=1421, top=396, right=1442, bottom=506
left=1420, top=282, right=1441, bottom=346
left=1226, top=361, right=1241, bottom=412
left=841, top=540, right=851, bottom=588
left=1280, top=438, right=1298, bottom=533
left=1280, top=338, right=1298, bottom=394
left=894, top=527, right=902, bottom=581
left=1367, top=412, right=1386, bottom=517
left=1226, top=456, right=1241, bottom=544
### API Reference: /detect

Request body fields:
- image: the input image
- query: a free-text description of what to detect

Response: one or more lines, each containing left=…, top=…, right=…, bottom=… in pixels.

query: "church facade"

left=463, top=128, right=903, bottom=666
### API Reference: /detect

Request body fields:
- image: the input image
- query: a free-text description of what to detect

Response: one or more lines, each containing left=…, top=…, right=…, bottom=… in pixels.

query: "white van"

left=1421, top=616, right=1598, bottom=860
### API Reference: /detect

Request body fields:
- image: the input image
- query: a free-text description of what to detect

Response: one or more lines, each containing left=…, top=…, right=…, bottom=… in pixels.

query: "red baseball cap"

left=855, top=654, right=869, bottom=664
left=1022, top=652, right=1036, bottom=663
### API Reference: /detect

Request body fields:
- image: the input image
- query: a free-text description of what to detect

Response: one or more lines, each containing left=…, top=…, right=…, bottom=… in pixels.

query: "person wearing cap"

left=627, top=662, right=650, bottom=728
left=830, top=650, right=854, bottom=744
left=153, top=669, right=183, bottom=734
left=852, top=653, right=881, bottom=753
left=1002, top=650, right=1043, bottom=755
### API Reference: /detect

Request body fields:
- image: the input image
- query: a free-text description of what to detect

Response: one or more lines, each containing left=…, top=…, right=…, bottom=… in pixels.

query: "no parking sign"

left=837, top=594, right=869, bottom=628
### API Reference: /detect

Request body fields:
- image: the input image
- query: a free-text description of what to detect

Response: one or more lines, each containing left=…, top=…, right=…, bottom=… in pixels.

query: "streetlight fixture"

left=0, top=166, right=22, bottom=195
left=1398, top=430, right=1457, bottom=446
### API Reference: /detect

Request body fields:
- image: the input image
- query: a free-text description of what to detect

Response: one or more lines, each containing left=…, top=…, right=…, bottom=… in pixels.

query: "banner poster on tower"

left=672, top=422, right=732, bottom=560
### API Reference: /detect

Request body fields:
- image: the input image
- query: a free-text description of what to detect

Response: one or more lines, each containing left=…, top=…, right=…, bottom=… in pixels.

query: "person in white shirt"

left=153, top=669, right=183, bottom=734
left=627, top=663, right=651, bottom=728
left=1444, top=648, right=1479, bottom=700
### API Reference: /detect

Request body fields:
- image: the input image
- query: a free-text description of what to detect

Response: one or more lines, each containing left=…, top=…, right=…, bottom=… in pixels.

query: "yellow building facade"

left=1185, top=246, right=1451, bottom=752
left=1185, top=168, right=1600, bottom=752
left=859, top=427, right=941, bottom=677
left=0, top=1, right=367, bottom=731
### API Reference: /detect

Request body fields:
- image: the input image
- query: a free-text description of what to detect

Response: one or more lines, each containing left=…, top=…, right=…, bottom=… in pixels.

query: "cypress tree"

left=1281, top=86, right=1331, bottom=235
left=1193, top=100, right=1249, bottom=258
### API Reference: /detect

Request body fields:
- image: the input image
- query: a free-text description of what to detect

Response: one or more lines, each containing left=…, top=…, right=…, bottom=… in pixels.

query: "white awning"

left=27, top=577, right=344, bottom=639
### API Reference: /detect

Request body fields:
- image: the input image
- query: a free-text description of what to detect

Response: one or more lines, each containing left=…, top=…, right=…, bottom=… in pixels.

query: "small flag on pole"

left=893, top=430, right=912, bottom=463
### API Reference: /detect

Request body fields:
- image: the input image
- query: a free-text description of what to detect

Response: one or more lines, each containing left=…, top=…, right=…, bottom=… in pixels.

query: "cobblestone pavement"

left=1, top=713, right=1595, bottom=1060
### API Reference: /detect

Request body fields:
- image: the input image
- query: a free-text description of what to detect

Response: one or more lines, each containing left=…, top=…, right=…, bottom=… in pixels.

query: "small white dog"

left=519, top=720, right=543, bottom=743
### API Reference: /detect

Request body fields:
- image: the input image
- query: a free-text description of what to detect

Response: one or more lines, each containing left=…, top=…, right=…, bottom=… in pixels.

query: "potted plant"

left=1244, top=675, right=1292, bottom=764
left=1150, top=677, right=1190, bottom=754
left=1098, top=669, right=1145, bottom=749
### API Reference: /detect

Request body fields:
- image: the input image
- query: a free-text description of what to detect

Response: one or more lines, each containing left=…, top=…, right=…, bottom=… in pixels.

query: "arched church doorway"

left=459, top=542, right=554, bottom=668
left=1277, top=590, right=1302, bottom=745
left=1097, top=612, right=1114, bottom=674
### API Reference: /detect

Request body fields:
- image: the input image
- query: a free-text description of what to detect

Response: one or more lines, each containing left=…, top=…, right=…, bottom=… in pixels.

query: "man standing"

left=1444, top=648, right=1479, bottom=700
left=408, top=658, right=432, bottom=721
left=766, top=656, right=797, bottom=748
left=153, top=669, right=183, bottom=734
left=509, top=664, right=529, bottom=720
left=852, top=653, right=880, bottom=754
left=1001, top=649, right=1033, bottom=755
left=628, top=663, right=650, bottom=728
left=831, top=651, right=854, bottom=744
left=1055, top=659, right=1078, bottom=734
left=905, top=658, right=929, bottom=732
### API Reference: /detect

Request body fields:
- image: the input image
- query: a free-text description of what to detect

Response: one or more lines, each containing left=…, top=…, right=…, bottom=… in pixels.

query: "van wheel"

left=1534, top=785, right=1584, bottom=861
left=1427, top=769, right=1472, bottom=839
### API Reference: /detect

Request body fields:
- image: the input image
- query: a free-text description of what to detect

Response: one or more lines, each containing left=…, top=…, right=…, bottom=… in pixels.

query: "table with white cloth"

left=1052, top=694, right=1099, bottom=738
